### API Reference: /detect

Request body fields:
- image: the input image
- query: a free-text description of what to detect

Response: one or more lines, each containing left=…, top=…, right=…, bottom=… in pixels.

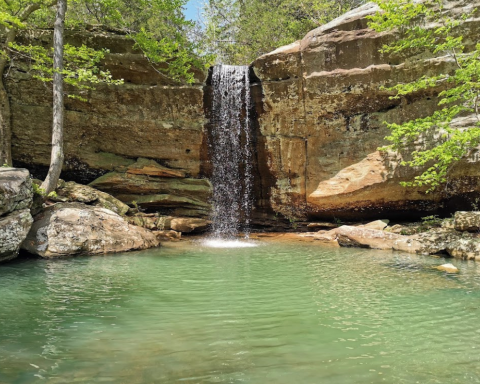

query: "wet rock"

left=435, top=264, right=459, bottom=273
left=56, top=181, right=129, bottom=215
left=0, top=209, right=33, bottom=263
left=0, top=168, right=33, bottom=217
left=454, top=212, right=480, bottom=232
left=447, top=239, right=480, bottom=261
left=22, top=203, right=159, bottom=258
left=170, top=218, right=210, bottom=233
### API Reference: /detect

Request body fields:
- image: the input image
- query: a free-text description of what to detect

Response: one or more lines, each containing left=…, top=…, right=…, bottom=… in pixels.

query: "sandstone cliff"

left=252, top=0, right=480, bottom=220
left=8, top=1, right=480, bottom=224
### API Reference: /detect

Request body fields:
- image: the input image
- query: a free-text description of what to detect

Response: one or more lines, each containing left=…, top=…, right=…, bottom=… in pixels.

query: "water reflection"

left=1, top=243, right=480, bottom=383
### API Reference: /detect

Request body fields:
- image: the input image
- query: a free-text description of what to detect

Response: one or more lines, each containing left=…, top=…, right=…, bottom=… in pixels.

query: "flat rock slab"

left=56, top=181, right=129, bottom=215
left=22, top=203, right=160, bottom=258
left=0, top=209, right=33, bottom=263
left=335, top=225, right=422, bottom=253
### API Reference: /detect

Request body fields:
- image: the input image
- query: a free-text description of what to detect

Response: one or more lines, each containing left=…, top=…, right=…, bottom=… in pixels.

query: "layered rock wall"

left=252, top=0, right=480, bottom=220
left=9, top=1, right=480, bottom=223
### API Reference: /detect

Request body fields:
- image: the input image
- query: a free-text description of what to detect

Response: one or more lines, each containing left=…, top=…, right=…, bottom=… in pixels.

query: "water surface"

left=1, top=241, right=479, bottom=383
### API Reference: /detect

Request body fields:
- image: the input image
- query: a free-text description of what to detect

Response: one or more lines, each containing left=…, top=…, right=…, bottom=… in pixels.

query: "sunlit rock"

left=454, top=212, right=480, bottom=232
left=435, top=264, right=459, bottom=273
left=22, top=203, right=159, bottom=258
left=0, top=210, right=33, bottom=263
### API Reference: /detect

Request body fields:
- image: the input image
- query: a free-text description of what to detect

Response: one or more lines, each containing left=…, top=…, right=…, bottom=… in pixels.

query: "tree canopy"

left=201, top=0, right=365, bottom=65
left=369, top=0, right=480, bottom=192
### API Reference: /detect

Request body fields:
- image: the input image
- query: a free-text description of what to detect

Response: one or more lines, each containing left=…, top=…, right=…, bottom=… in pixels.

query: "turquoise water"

left=1, top=241, right=480, bottom=384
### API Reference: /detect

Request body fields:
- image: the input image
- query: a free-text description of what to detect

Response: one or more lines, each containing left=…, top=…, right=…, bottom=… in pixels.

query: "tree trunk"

left=41, top=0, right=67, bottom=195
left=0, top=28, right=18, bottom=166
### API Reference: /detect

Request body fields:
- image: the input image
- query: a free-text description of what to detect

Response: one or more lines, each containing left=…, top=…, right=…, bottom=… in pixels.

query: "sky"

left=184, top=0, right=203, bottom=21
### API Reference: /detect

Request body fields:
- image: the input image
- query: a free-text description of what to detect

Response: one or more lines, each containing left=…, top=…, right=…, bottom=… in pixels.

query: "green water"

left=1, top=241, right=480, bottom=384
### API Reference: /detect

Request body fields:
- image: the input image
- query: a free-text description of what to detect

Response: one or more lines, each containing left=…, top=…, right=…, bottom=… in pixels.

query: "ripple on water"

left=1, top=242, right=480, bottom=384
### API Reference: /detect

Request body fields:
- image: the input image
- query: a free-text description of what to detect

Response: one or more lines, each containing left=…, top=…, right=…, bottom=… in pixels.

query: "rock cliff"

left=252, top=0, right=480, bottom=221
left=8, top=1, right=480, bottom=224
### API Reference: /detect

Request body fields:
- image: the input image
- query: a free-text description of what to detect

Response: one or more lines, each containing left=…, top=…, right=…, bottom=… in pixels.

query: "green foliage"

left=421, top=214, right=442, bottom=226
left=1, top=0, right=212, bottom=85
left=369, top=0, right=480, bottom=192
left=32, top=182, right=58, bottom=198
left=66, top=0, right=214, bottom=83
left=202, top=0, right=365, bottom=64
left=9, top=42, right=123, bottom=100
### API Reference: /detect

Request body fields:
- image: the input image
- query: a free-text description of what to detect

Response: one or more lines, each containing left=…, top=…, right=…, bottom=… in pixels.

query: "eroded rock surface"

left=56, top=180, right=129, bottom=215
left=252, top=1, right=480, bottom=220
left=22, top=203, right=159, bottom=258
left=0, top=168, right=34, bottom=263
left=0, top=168, right=33, bottom=217
left=0, top=209, right=33, bottom=263
left=454, top=211, right=480, bottom=232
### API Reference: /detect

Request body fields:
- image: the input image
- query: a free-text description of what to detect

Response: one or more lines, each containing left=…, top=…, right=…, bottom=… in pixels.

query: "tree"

left=1, top=0, right=212, bottom=192
left=40, top=0, right=65, bottom=194
left=201, top=0, right=365, bottom=64
left=369, top=0, right=480, bottom=191
left=0, top=0, right=56, bottom=165
left=67, top=0, right=214, bottom=83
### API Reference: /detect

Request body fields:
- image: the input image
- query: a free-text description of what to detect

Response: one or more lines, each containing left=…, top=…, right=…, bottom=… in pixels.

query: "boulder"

left=0, top=168, right=33, bottom=217
left=170, top=218, right=210, bottom=233
left=415, top=228, right=468, bottom=255
left=435, top=264, right=459, bottom=273
left=22, top=203, right=159, bottom=258
left=447, top=239, right=480, bottom=261
left=0, top=209, right=33, bottom=263
left=335, top=225, right=423, bottom=253
left=154, top=230, right=182, bottom=241
left=56, top=181, right=129, bottom=215
left=454, top=212, right=480, bottom=232
left=361, top=220, right=389, bottom=231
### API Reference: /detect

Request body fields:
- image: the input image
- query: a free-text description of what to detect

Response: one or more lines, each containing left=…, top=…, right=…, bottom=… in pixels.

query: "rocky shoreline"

left=1, top=167, right=478, bottom=266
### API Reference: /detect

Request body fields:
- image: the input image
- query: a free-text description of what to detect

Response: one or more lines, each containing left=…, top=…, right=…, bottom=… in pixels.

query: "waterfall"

left=209, top=65, right=253, bottom=239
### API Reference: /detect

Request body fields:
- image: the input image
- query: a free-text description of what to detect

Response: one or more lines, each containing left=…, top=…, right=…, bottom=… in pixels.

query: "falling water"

left=209, top=65, right=253, bottom=239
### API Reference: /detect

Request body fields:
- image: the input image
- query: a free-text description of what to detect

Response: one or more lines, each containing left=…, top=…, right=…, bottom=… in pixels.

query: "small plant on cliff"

left=369, top=0, right=480, bottom=192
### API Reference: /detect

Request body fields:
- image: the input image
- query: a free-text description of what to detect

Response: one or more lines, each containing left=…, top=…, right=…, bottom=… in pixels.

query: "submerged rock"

left=0, top=209, right=33, bottom=263
left=22, top=203, right=159, bottom=258
left=435, top=264, right=459, bottom=273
